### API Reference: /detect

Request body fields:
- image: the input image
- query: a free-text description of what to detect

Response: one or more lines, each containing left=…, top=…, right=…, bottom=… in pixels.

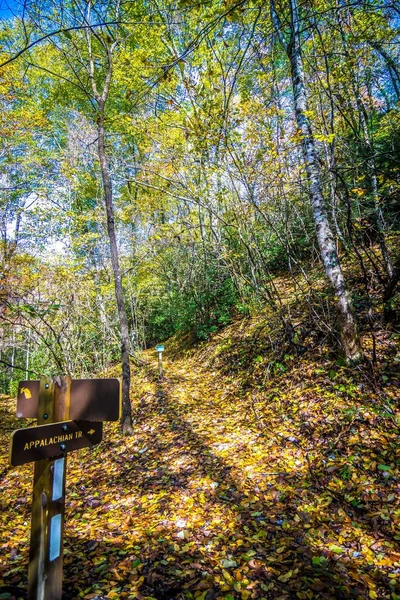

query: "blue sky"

left=0, top=0, right=22, bottom=20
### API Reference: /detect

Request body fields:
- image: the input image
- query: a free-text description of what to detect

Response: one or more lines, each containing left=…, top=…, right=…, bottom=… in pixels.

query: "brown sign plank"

left=17, top=379, right=121, bottom=421
left=10, top=420, right=103, bottom=466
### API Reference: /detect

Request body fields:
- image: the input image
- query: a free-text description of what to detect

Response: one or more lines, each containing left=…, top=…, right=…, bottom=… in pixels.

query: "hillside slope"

left=0, top=309, right=399, bottom=600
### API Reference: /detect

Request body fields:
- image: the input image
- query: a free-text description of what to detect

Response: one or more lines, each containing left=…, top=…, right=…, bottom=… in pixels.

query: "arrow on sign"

left=87, top=429, right=95, bottom=435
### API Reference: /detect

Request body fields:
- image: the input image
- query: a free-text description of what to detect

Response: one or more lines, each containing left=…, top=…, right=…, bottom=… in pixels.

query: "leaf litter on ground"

left=0, top=315, right=400, bottom=599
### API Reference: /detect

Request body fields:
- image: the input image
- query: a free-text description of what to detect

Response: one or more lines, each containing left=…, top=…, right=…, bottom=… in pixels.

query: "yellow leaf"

left=20, top=386, right=32, bottom=399
left=222, top=570, right=233, bottom=584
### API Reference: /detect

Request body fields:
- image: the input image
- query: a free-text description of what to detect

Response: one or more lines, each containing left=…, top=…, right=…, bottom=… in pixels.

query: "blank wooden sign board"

left=9, top=376, right=121, bottom=600
left=17, top=378, right=121, bottom=421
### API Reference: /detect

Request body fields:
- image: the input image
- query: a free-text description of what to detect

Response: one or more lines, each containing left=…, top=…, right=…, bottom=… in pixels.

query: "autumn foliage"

left=1, top=1, right=400, bottom=598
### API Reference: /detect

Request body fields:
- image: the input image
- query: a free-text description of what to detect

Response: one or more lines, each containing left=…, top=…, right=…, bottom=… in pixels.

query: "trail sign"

left=10, top=420, right=103, bottom=467
left=9, top=376, right=121, bottom=600
left=17, top=378, right=121, bottom=421
left=155, top=345, right=165, bottom=378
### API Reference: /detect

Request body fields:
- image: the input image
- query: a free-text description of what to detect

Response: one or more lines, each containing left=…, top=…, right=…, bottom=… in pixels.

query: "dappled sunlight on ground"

left=0, top=334, right=399, bottom=599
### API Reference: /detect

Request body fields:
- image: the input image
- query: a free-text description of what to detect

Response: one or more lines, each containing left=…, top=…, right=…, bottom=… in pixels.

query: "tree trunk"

left=272, top=0, right=362, bottom=362
left=97, top=101, right=133, bottom=434
left=339, top=28, right=393, bottom=279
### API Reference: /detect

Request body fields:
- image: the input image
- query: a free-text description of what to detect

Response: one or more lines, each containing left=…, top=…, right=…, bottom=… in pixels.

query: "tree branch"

left=0, top=21, right=127, bottom=68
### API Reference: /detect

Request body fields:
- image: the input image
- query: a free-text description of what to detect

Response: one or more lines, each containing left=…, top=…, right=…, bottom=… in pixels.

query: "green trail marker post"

left=9, top=376, right=121, bottom=600
left=155, top=344, right=165, bottom=379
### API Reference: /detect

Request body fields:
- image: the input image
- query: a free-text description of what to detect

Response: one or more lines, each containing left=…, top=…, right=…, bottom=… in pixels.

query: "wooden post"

left=28, top=376, right=71, bottom=600
left=158, top=352, right=163, bottom=380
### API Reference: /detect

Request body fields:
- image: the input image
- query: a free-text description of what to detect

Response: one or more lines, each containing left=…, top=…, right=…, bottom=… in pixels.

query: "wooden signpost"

left=9, top=376, right=121, bottom=600
left=155, top=344, right=165, bottom=379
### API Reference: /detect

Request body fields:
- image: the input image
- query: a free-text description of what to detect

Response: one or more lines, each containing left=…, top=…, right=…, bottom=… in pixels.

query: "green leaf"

left=242, top=550, right=256, bottom=561
left=312, top=556, right=328, bottom=566
left=221, top=558, right=237, bottom=568
left=328, top=544, right=343, bottom=554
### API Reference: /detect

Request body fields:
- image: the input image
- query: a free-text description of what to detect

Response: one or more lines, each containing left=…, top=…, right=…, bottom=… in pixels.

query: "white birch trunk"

left=271, top=0, right=362, bottom=361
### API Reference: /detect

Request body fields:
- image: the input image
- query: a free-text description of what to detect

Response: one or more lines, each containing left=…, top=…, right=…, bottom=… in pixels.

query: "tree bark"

left=85, top=10, right=133, bottom=434
left=97, top=101, right=133, bottom=434
left=271, top=0, right=362, bottom=362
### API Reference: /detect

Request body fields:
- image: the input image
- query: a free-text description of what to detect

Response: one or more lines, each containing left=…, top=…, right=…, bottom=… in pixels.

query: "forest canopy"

left=1, top=0, right=399, bottom=402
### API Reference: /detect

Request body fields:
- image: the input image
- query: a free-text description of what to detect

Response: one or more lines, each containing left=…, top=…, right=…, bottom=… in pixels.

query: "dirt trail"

left=0, top=355, right=399, bottom=599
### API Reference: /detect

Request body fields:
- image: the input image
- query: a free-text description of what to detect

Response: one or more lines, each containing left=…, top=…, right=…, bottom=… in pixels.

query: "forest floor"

left=1, top=308, right=400, bottom=599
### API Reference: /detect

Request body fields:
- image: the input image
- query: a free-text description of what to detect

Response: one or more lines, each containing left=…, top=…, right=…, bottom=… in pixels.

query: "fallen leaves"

left=1, top=325, right=400, bottom=599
